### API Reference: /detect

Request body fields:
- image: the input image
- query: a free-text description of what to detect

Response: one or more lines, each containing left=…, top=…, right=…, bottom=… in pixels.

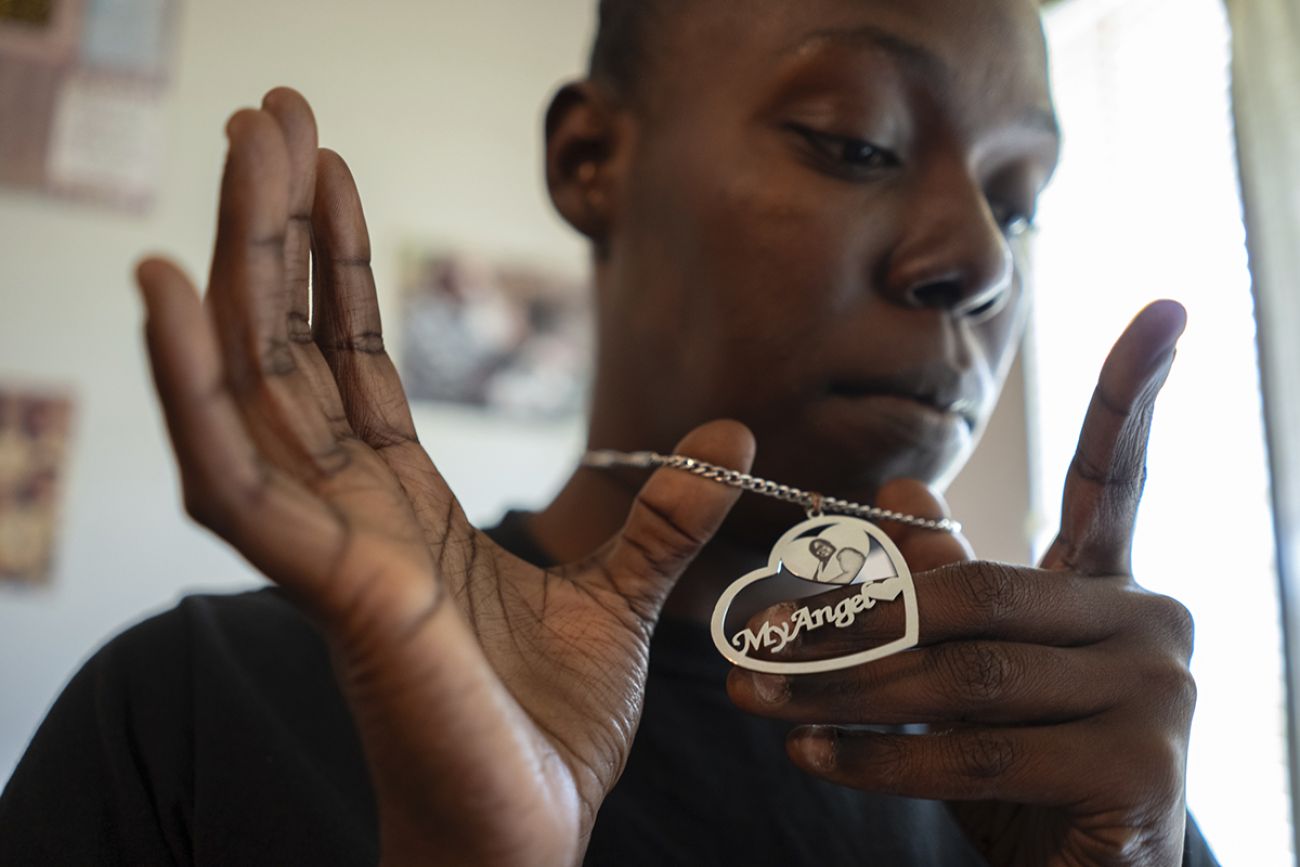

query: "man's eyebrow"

left=789, top=24, right=1063, bottom=142
left=789, top=24, right=952, bottom=87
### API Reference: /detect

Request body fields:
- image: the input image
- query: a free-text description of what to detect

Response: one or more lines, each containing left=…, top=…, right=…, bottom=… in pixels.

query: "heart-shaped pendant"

left=710, top=515, right=919, bottom=674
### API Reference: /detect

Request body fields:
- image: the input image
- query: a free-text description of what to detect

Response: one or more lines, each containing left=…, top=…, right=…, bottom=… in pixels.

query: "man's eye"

left=835, top=138, right=896, bottom=169
left=789, top=125, right=899, bottom=176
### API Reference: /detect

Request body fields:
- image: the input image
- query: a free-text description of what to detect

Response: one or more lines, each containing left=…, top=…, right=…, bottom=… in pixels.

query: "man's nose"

left=881, top=163, right=1015, bottom=318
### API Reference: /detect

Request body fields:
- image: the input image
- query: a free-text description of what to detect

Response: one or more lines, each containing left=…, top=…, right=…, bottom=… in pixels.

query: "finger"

left=598, top=420, right=757, bottom=617
left=729, top=639, right=1122, bottom=726
left=262, top=90, right=355, bottom=441
left=310, top=149, right=470, bottom=548
left=786, top=724, right=1104, bottom=806
left=875, top=479, right=974, bottom=573
left=140, top=257, right=264, bottom=527
left=138, top=258, right=351, bottom=606
left=208, top=109, right=343, bottom=479
left=744, top=561, right=1127, bottom=661
left=208, top=108, right=293, bottom=389
left=1044, top=300, right=1186, bottom=576
left=260, top=87, right=318, bottom=334
left=311, top=149, right=414, bottom=444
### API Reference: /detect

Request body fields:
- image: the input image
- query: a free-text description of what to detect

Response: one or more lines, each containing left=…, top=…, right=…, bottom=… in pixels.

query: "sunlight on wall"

left=1033, top=1, right=1291, bottom=863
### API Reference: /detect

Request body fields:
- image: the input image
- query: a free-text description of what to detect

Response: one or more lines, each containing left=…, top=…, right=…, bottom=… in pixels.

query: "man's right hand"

left=137, top=87, right=754, bottom=867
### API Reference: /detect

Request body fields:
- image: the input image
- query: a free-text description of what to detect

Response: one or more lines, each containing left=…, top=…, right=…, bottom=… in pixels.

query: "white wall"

left=0, top=0, right=1033, bottom=783
left=0, top=0, right=597, bottom=782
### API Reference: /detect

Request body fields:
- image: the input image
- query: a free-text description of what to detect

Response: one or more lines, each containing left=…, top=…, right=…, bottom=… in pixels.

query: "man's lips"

left=824, top=370, right=981, bottom=430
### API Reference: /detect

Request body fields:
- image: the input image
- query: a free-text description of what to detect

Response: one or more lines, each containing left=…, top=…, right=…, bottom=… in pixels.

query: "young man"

left=0, top=0, right=1219, bottom=864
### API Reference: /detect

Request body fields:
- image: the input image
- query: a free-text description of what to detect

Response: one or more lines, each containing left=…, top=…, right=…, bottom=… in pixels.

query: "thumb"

left=875, top=479, right=975, bottom=573
left=600, top=420, right=757, bottom=615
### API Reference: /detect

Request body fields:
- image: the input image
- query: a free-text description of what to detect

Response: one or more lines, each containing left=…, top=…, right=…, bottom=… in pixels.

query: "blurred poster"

left=0, top=385, right=73, bottom=587
left=400, top=251, right=591, bottom=419
left=0, top=0, right=178, bottom=211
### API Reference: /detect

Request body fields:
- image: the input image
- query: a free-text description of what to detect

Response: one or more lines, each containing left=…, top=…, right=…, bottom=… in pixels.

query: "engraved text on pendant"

left=709, top=516, right=919, bottom=674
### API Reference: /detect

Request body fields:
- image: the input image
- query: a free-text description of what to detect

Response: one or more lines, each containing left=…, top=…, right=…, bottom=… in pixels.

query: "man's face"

left=591, top=0, right=1059, bottom=515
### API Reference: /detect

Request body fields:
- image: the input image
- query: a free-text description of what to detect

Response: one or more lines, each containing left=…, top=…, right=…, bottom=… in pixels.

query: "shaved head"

left=588, top=0, right=680, bottom=99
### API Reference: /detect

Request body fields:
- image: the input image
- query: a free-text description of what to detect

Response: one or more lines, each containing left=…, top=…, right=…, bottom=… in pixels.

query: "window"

left=1032, top=1, right=1291, bottom=863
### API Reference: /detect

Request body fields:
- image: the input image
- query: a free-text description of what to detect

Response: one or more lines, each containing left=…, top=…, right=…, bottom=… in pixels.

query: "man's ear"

left=545, top=81, right=625, bottom=255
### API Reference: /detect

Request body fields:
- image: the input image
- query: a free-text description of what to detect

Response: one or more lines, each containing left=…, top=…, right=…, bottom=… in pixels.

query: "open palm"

left=138, top=88, right=753, bottom=867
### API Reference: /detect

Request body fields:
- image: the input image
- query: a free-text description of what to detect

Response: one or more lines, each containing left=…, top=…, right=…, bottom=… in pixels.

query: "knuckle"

left=1070, top=448, right=1115, bottom=486
left=952, top=561, right=1021, bottom=623
left=934, top=642, right=1014, bottom=710
left=1163, top=598, right=1196, bottom=655
left=1142, top=662, right=1199, bottom=719
left=332, top=331, right=385, bottom=356
left=1096, top=823, right=1166, bottom=865
left=949, top=730, right=1019, bottom=784
left=312, top=442, right=353, bottom=478
left=1143, top=593, right=1197, bottom=659
left=863, top=735, right=911, bottom=790
left=1180, top=669, right=1199, bottom=713
left=259, top=338, right=297, bottom=378
left=1121, top=735, right=1189, bottom=807
left=286, top=311, right=313, bottom=344
left=361, top=419, right=417, bottom=452
left=619, top=525, right=678, bottom=581
left=624, top=496, right=706, bottom=577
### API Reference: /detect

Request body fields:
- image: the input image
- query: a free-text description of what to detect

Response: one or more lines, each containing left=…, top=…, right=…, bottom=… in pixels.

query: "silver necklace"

left=583, top=450, right=961, bottom=533
left=582, top=449, right=958, bottom=673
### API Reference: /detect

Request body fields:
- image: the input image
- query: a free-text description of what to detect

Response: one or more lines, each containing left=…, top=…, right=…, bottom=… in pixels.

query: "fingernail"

left=1154, top=347, right=1177, bottom=379
left=763, top=601, right=801, bottom=654
left=760, top=600, right=797, bottom=622
left=751, top=673, right=789, bottom=705
left=1140, top=347, right=1178, bottom=401
left=748, top=601, right=797, bottom=641
left=764, top=601, right=798, bottom=628
left=224, top=108, right=257, bottom=141
left=795, top=727, right=838, bottom=773
left=1141, top=301, right=1188, bottom=373
left=1163, top=299, right=1189, bottom=339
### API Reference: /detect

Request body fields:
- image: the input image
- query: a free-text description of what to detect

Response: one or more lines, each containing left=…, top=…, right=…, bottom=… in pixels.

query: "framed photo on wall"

left=0, top=384, right=73, bottom=587
left=399, top=250, right=591, bottom=420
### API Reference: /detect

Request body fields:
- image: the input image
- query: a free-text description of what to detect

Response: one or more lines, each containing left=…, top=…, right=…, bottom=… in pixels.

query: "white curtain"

left=1227, top=0, right=1300, bottom=857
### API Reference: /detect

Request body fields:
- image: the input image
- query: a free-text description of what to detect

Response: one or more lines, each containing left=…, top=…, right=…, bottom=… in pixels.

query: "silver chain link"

left=582, top=450, right=962, bottom=534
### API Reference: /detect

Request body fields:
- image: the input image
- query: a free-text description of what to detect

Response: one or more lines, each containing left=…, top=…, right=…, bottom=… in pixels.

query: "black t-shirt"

left=0, top=513, right=1221, bottom=865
